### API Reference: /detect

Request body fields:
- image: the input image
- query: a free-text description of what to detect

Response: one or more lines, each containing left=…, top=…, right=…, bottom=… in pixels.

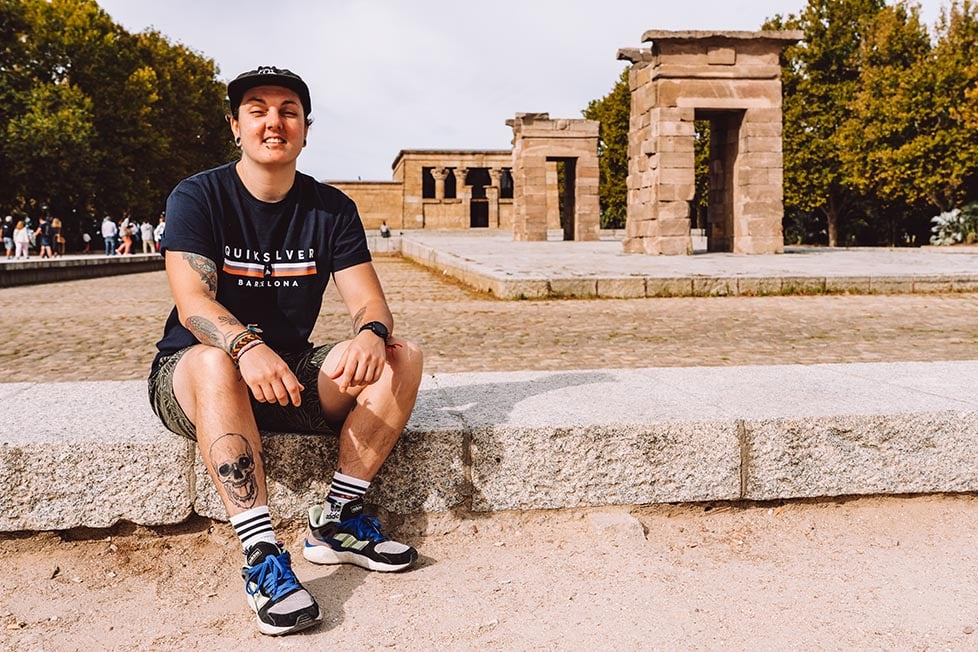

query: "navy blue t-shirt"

left=151, top=162, right=371, bottom=373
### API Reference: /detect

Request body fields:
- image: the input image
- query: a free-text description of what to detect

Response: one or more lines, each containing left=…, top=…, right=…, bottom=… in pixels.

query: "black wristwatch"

left=357, top=321, right=390, bottom=342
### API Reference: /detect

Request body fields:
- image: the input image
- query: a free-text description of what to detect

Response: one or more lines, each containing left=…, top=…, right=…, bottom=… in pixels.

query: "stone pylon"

left=618, top=30, right=802, bottom=254
left=507, top=113, right=600, bottom=241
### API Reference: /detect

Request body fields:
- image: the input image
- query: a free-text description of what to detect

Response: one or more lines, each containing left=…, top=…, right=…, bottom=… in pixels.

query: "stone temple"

left=618, top=30, right=802, bottom=254
left=330, top=113, right=600, bottom=243
left=332, top=29, right=801, bottom=255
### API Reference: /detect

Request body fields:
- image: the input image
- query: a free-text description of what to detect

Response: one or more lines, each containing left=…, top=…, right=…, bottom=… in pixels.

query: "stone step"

left=2, top=360, right=977, bottom=532
left=0, top=253, right=165, bottom=288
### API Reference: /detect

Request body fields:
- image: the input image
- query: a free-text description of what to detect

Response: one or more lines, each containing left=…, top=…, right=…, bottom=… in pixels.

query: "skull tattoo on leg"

left=210, top=433, right=258, bottom=509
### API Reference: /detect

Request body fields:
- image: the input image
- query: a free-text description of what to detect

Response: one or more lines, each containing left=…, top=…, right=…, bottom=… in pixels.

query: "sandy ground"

left=3, top=258, right=978, bottom=650
left=4, top=496, right=978, bottom=650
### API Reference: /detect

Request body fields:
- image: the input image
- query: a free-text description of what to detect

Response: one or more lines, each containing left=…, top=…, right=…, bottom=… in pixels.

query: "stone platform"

left=3, top=359, right=977, bottom=532
left=399, top=230, right=978, bottom=299
left=0, top=253, right=165, bottom=287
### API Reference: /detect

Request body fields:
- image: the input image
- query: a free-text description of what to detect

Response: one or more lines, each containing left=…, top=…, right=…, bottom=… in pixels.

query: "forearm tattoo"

left=218, top=314, right=243, bottom=329
left=186, top=315, right=226, bottom=348
left=352, top=307, right=366, bottom=335
left=182, top=253, right=218, bottom=295
left=210, top=433, right=258, bottom=509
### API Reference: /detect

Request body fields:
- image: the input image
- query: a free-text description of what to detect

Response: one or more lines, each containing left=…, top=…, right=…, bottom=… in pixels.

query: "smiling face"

left=230, top=84, right=308, bottom=169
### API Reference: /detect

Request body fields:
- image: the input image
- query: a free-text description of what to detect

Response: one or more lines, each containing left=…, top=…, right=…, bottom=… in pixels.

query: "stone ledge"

left=398, top=233, right=978, bottom=300
left=2, top=360, right=978, bottom=532
left=0, top=254, right=165, bottom=288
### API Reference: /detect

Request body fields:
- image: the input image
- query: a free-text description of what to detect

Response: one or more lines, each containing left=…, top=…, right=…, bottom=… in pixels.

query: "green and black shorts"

left=147, top=343, right=340, bottom=440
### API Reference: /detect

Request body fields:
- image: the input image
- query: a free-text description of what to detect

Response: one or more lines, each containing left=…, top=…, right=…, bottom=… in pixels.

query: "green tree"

left=583, top=68, right=630, bottom=229
left=0, top=0, right=233, bottom=242
left=0, top=0, right=35, bottom=209
left=692, top=120, right=710, bottom=230
left=837, top=2, right=934, bottom=244
left=766, top=0, right=885, bottom=247
left=6, top=81, right=97, bottom=214
left=130, top=29, right=235, bottom=218
left=843, top=1, right=978, bottom=217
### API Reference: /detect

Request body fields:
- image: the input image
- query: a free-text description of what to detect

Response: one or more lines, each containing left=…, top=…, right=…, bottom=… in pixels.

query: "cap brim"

left=228, top=75, right=311, bottom=116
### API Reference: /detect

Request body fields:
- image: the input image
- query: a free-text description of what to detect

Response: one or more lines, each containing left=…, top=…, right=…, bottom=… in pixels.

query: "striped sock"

left=229, top=506, right=277, bottom=552
left=326, top=471, right=370, bottom=510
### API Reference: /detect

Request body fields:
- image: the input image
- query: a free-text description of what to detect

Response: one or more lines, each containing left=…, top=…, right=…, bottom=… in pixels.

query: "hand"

left=237, top=344, right=304, bottom=406
left=328, top=331, right=388, bottom=392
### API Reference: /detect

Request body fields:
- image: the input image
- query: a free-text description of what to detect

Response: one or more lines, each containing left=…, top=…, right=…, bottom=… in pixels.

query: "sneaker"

left=304, top=498, right=417, bottom=572
left=242, top=541, right=322, bottom=636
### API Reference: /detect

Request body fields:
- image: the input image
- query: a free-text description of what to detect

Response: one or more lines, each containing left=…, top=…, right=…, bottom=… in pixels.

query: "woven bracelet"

left=228, top=330, right=262, bottom=365
left=235, top=338, right=264, bottom=363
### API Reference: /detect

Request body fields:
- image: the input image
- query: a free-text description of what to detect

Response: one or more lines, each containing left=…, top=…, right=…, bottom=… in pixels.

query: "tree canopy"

left=583, top=68, right=630, bottom=229
left=0, top=0, right=235, bottom=240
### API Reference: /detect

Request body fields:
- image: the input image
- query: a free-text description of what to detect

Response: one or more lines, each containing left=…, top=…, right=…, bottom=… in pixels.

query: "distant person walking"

left=51, top=217, right=64, bottom=256
left=3, top=216, right=13, bottom=259
left=140, top=220, right=155, bottom=254
left=153, top=214, right=165, bottom=251
left=101, top=216, right=117, bottom=255
left=34, top=215, right=53, bottom=259
left=115, top=221, right=133, bottom=255
left=13, top=220, right=30, bottom=259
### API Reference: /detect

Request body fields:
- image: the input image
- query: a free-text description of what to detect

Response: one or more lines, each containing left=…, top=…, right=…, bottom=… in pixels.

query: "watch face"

left=363, top=321, right=389, bottom=339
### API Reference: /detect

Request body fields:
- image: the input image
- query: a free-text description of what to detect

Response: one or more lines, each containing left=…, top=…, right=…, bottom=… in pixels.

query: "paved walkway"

left=2, top=256, right=977, bottom=382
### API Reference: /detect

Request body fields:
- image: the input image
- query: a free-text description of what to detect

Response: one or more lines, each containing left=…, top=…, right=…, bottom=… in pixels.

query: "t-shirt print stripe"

left=222, top=260, right=317, bottom=278
left=223, top=260, right=265, bottom=278
left=272, top=261, right=317, bottom=277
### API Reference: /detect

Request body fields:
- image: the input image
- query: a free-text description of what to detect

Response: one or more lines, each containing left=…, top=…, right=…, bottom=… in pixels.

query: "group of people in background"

left=3, top=215, right=31, bottom=259
left=101, top=214, right=165, bottom=256
left=2, top=214, right=64, bottom=260
left=1, top=211, right=166, bottom=260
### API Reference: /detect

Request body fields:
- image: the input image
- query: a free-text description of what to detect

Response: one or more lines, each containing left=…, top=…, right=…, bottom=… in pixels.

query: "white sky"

left=96, top=0, right=947, bottom=182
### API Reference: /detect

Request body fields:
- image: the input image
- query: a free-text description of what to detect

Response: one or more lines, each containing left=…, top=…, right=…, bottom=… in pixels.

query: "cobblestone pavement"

left=2, top=256, right=978, bottom=383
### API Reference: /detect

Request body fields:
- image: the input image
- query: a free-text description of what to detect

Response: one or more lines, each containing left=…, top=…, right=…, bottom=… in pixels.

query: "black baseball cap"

left=227, top=66, right=311, bottom=117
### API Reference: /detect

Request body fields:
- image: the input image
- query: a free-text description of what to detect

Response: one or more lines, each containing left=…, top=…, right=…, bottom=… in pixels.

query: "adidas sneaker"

left=303, top=497, right=417, bottom=572
left=242, top=541, right=321, bottom=636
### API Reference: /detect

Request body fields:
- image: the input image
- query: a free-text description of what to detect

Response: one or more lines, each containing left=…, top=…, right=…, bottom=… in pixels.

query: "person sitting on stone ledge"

left=147, top=66, right=424, bottom=637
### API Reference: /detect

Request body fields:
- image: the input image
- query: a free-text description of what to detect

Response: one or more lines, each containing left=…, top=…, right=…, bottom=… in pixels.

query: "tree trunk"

left=826, top=207, right=839, bottom=247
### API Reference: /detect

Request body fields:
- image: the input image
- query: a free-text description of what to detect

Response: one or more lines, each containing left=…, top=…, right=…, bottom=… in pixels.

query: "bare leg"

left=317, top=336, right=423, bottom=480
left=172, top=345, right=268, bottom=517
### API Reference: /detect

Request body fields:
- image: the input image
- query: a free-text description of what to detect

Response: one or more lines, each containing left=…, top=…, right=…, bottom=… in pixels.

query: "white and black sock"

left=229, top=506, right=277, bottom=552
left=326, top=471, right=370, bottom=512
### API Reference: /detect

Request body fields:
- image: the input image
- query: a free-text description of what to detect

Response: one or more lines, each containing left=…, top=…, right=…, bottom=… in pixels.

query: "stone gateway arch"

left=618, top=30, right=802, bottom=255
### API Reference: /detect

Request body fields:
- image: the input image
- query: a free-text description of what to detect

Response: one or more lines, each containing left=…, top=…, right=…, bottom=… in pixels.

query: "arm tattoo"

left=186, top=315, right=226, bottom=348
left=352, top=307, right=367, bottom=335
left=218, top=314, right=243, bottom=328
left=181, top=253, right=218, bottom=295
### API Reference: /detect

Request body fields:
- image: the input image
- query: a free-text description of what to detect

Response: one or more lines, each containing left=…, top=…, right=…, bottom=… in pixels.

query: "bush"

left=930, top=202, right=978, bottom=245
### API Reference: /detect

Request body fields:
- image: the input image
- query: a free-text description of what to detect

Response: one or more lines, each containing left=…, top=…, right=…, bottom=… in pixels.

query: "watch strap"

left=358, top=321, right=389, bottom=341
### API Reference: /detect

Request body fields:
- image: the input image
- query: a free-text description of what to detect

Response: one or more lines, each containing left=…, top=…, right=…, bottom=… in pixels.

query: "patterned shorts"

left=147, top=343, right=341, bottom=440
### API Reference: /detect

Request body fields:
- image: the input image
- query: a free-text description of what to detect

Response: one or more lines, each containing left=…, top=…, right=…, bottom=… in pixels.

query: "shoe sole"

left=303, top=541, right=414, bottom=572
left=247, top=594, right=323, bottom=636
left=256, top=613, right=322, bottom=636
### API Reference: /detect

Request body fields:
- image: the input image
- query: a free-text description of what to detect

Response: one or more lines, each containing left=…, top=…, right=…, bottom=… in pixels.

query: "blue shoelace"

left=244, top=550, right=302, bottom=600
left=339, top=514, right=389, bottom=543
